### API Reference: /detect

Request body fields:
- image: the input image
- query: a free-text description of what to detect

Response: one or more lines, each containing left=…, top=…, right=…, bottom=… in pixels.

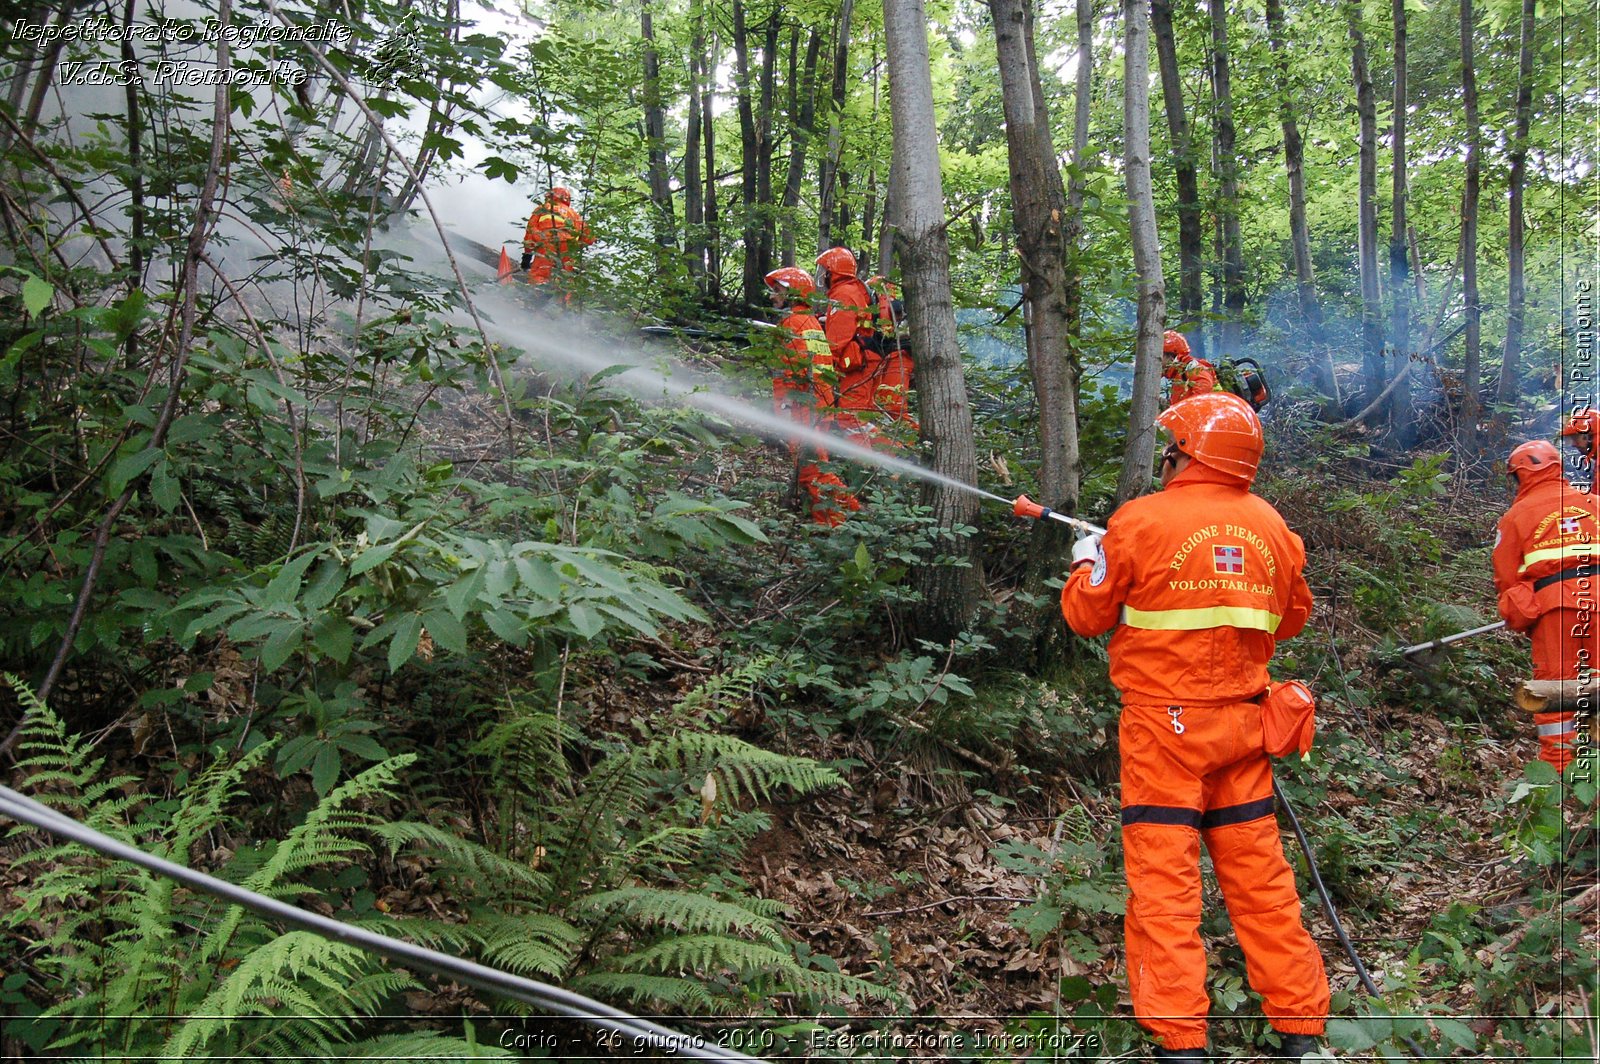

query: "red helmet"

left=816, top=246, right=857, bottom=278
left=1508, top=440, right=1561, bottom=479
left=548, top=186, right=572, bottom=205
left=1155, top=392, right=1264, bottom=485
left=764, top=266, right=816, bottom=299
left=1560, top=411, right=1599, bottom=461
left=1163, top=329, right=1191, bottom=357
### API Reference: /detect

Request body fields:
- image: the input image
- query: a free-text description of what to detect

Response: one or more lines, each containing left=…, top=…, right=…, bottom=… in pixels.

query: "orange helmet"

left=548, top=186, right=572, bottom=205
left=1508, top=440, right=1561, bottom=479
left=1560, top=410, right=1599, bottom=461
left=1163, top=329, right=1190, bottom=357
left=816, top=246, right=857, bottom=278
left=1155, top=392, right=1264, bottom=485
left=764, top=266, right=816, bottom=299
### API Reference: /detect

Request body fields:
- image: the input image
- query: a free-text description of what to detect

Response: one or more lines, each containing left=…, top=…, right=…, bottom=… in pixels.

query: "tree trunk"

left=1209, top=0, right=1244, bottom=355
left=1117, top=0, right=1167, bottom=506
left=1458, top=0, right=1482, bottom=453
left=1388, top=0, right=1413, bottom=442
left=642, top=0, right=677, bottom=250
left=733, top=0, right=762, bottom=305
left=818, top=0, right=855, bottom=259
left=1151, top=0, right=1204, bottom=357
left=883, top=0, right=983, bottom=639
left=780, top=28, right=823, bottom=266
left=1347, top=0, right=1384, bottom=409
left=755, top=11, right=779, bottom=281
left=1265, top=0, right=1335, bottom=408
left=989, top=0, right=1080, bottom=591
left=703, top=10, right=723, bottom=299
left=1495, top=0, right=1536, bottom=423
left=686, top=0, right=707, bottom=286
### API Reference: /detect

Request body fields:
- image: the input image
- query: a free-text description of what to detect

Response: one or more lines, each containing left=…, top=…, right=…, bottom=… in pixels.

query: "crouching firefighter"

left=1060, top=392, right=1329, bottom=1062
left=765, top=267, right=860, bottom=528
left=1492, top=439, right=1599, bottom=773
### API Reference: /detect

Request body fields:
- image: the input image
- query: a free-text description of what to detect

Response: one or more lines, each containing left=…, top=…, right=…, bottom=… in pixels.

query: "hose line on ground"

left=0, top=785, right=761, bottom=1063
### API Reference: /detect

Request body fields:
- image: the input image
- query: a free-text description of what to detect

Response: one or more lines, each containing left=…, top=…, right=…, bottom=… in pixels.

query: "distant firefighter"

left=521, top=186, right=593, bottom=298
left=1161, top=329, right=1218, bottom=406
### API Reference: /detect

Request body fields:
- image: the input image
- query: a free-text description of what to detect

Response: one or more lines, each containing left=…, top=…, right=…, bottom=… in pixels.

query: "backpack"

left=1216, top=356, right=1271, bottom=411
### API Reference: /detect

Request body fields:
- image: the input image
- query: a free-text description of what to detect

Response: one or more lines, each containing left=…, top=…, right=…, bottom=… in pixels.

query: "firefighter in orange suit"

left=766, top=267, right=860, bottom=528
left=1163, top=329, right=1217, bottom=406
left=1060, top=393, right=1328, bottom=1062
left=1492, top=440, right=1598, bottom=773
left=817, top=247, right=878, bottom=422
left=521, top=186, right=593, bottom=292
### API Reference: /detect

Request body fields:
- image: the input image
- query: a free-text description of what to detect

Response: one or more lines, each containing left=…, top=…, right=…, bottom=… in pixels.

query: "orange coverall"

left=1164, top=352, right=1218, bottom=406
left=523, top=201, right=593, bottom=285
left=1492, top=465, right=1599, bottom=772
left=772, top=306, right=859, bottom=527
left=823, top=274, right=878, bottom=417
left=1061, top=461, right=1329, bottom=1052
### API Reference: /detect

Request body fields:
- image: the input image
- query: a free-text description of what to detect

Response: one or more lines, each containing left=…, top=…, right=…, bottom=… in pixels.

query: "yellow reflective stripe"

left=1120, top=605, right=1283, bottom=633
left=1519, top=542, right=1600, bottom=574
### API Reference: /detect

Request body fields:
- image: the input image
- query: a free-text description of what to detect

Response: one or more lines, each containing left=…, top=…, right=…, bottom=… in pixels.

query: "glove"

left=1070, top=533, right=1103, bottom=571
left=519, top=251, right=533, bottom=271
left=1497, top=582, right=1540, bottom=632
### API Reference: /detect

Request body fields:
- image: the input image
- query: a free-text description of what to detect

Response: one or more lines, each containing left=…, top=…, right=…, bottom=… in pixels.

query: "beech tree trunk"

left=1117, top=0, right=1166, bottom=506
left=883, top=0, right=983, bottom=638
left=1209, top=0, right=1244, bottom=355
left=755, top=11, right=779, bottom=281
left=989, top=0, right=1081, bottom=599
left=685, top=0, right=707, bottom=286
left=1265, top=0, right=1336, bottom=408
left=641, top=0, right=676, bottom=251
left=703, top=13, right=722, bottom=300
left=780, top=28, right=823, bottom=266
left=1495, top=0, right=1536, bottom=422
left=818, top=0, right=855, bottom=259
left=1458, top=0, right=1482, bottom=452
left=1151, top=0, right=1204, bottom=356
left=733, top=0, right=762, bottom=304
left=1389, top=0, right=1413, bottom=442
left=1347, top=0, right=1384, bottom=408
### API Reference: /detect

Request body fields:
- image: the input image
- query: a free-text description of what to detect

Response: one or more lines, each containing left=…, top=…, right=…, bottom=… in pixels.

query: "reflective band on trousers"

left=1120, top=604, right=1283, bottom=633
left=1538, top=719, right=1578, bottom=738
left=1520, top=542, right=1600, bottom=574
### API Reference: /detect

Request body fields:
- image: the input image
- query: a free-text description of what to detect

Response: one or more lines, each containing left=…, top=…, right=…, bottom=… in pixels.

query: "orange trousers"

left=1120, top=700, right=1329, bottom=1051
left=1529, top=607, right=1596, bottom=772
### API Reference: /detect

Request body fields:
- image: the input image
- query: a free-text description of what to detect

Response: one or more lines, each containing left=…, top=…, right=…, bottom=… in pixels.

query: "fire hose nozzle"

left=1013, top=494, right=1048, bottom=521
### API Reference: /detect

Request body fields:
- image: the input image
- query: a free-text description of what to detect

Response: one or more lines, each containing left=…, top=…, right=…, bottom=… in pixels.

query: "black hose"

left=0, top=786, right=762, bottom=1063
left=1274, top=780, right=1429, bottom=1059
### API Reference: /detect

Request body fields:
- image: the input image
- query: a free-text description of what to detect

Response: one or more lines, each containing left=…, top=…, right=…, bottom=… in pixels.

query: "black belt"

left=1534, top=564, right=1596, bottom=592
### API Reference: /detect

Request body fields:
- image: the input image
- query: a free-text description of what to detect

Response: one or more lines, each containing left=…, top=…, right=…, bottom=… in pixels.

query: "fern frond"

left=580, top=888, right=786, bottom=948
left=571, top=971, right=718, bottom=1012
left=611, top=934, right=794, bottom=978
left=670, top=655, right=775, bottom=721
left=648, top=732, right=841, bottom=805
left=369, top=821, right=551, bottom=898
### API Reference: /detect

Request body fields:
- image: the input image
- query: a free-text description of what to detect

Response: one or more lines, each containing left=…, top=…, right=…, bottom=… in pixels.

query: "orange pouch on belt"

left=1262, top=680, right=1316, bottom=758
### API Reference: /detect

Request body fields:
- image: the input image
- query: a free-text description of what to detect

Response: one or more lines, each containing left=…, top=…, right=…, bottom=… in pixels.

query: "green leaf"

left=257, top=621, right=302, bottom=673
left=1326, top=1019, right=1376, bottom=1052
left=108, top=446, right=162, bottom=496
left=388, top=613, right=423, bottom=672
left=21, top=274, right=52, bottom=319
left=312, top=616, right=354, bottom=664
left=350, top=540, right=402, bottom=576
left=311, top=744, right=341, bottom=796
left=1432, top=1018, right=1477, bottom=1051
left=566, top=603, right=604, bottom=639
left=265, top=551, right=321, bottom=605
left=423, top=609, right=467, bottom=655
left=150, top=460, right=180, bottom=513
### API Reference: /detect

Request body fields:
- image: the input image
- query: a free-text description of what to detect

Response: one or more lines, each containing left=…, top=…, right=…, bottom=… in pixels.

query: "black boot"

left=1272, top=1032, right=1322, bottom=1060
left=1153, top=1048, right=1208, bottom=1063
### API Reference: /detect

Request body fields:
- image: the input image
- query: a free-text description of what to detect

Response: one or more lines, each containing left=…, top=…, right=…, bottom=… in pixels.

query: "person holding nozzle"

left=765, top=267, right=860, bottom=528
left=1162, top=329, right=1217, bottom=407
left=1492, top=438, right=1599, bottom=773
left=521, top=186, right=593, bottom=302
left=1059, top=392, right=1329, bottom=1062
left=816, top=247, right=877, bottom=427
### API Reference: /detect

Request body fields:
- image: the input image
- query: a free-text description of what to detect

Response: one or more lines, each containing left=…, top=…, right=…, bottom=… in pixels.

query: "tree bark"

left=818, top=0, right=855, bottom=260
left=686, top=0, right=707, bottom=285
left=989, top=0, right=1080, bottom=593
left=883, top=0, right=983, bottom=639
left=703, top=10, right=723, bottom=299
left=1265, top=0, right=1335, bottom=408
left=1388, top=0, right=1413, bottom=442
left=1347, top=0, right=1384, bottom=409
left=1495, top=0, right=1536, bottom=423
left=1209, top=0, right=1244, bottom=354
left=1118, top=0, right=1166, bottom=506
left=642, top=0, right=677, bottom=251
left=733, top=0, right=762, bottom=305
left=755, top=11, right=779, bottom=281
left=1151, top=0, right=1204, bottom=357
left=1458, top=0, right=1482, bottom=453
left=780, top=28, right=823, bottom=265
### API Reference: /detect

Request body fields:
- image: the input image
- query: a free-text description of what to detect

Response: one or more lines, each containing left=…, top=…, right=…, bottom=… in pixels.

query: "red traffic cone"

left=497, top=247, right=514, bottom=284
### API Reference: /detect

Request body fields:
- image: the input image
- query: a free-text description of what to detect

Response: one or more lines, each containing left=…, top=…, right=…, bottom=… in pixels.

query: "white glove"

left=1070, top=533, right=1103, bottom=570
